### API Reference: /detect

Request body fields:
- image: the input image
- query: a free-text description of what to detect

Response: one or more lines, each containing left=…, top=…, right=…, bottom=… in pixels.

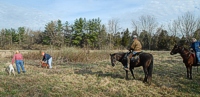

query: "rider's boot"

left=123, top=56, right=130, bottom=70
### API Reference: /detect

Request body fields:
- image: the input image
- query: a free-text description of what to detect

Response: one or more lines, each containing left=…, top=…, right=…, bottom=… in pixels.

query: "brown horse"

left=110, top=52, right=153, bottom=85
left=170, top=44, right=199, bottom=79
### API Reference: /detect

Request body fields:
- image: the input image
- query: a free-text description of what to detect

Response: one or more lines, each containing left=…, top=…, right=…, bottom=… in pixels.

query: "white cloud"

left=0, top=0, right=199, bottom=31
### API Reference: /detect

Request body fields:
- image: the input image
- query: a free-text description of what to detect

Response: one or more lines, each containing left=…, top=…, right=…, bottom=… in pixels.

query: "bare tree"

left=132, top=15, right=158, bottom=50
left=131, top=20, right=140, bottom=35
left=168, top=20, right=179, bottom=37
left=197, top=17, right=200, bottom=30
left=107, top=18, right=121, bottom=49
left=177, top=12, right=198, bottom=38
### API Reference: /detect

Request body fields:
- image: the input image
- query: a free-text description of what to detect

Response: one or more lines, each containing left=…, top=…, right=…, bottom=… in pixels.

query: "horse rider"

left=124, top=35, right=142, bottom=70
left=190, top=38, right=200, bottom=64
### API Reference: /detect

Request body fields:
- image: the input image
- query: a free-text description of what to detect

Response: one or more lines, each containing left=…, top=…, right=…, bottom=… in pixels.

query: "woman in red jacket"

left=12, top=50, right=26, bottom=74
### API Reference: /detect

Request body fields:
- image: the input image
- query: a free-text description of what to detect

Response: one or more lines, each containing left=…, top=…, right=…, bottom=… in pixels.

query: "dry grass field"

left=0, top=48, right=200, bottom=97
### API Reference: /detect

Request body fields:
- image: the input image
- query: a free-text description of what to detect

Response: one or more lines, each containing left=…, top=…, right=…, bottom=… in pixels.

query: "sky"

left=0, top=0, right=200, bottom=31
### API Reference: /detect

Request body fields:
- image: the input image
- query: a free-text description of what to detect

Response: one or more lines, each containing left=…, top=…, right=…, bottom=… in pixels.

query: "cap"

left=133, top=35, right=137, bottom=38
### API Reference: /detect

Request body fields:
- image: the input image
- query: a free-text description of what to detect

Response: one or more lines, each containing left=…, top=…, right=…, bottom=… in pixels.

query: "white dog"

left=5, top=64, right=15, bottom=76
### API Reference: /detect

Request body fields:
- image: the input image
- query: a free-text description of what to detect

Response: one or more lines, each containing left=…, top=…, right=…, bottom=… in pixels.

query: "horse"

left=170, top=44, right=199, bottom=79
left=110, top=52, right=154, bottom=85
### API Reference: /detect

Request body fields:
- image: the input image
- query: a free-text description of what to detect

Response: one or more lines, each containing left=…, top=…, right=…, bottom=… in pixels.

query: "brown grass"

left=0, top=49, right=200, bottom=96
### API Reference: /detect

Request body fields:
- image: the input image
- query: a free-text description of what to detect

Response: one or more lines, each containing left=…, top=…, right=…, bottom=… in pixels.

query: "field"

left=0, top=49, right=200, bottom=97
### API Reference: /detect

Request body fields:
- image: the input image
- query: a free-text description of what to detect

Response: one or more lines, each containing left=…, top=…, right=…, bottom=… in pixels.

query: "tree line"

left=1, top=12, right=200, bottom=50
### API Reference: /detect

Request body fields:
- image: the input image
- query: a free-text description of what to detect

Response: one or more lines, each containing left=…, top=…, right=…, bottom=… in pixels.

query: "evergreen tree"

left=63, top=21, right=73, bottom=47
left=113, top=32, right=121, bottom=49
left=72, top=18, right=85, bottom=47
left=44, top=20, right=64, bottom=47
left=140, top=30, right=149, bottom=50
left=151, top=35, right=158, bottom=50
left=17, top=27, right=25, bottom=45
left=121, top=28, right=130, bottom=48
left=157, top=30, right=169, bottom=50
left=86, top=18, right=101, bottom=49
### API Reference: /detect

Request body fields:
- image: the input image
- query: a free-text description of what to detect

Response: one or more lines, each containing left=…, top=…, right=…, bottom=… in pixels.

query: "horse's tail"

left=148, top=55, right=153, bottom=77
left=147, top=54, right=153, bottom=84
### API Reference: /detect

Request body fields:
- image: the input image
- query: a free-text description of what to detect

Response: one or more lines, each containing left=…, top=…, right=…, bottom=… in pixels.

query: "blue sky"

left=0, top=0, right=200, bottom=31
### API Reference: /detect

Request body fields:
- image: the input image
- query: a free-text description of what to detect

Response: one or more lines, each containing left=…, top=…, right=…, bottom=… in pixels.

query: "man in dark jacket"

left=41, top=52, right=52, bottom=69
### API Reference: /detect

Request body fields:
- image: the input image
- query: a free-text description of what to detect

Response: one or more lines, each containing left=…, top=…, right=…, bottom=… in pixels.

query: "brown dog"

left=40, top=61, right=49, bottom=69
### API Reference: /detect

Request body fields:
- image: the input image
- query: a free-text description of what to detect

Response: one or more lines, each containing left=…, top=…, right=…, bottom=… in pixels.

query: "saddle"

left=132, top=51, right=142, bottom=56
left=123, top=51, right=142, bottom=62
left=131, top=52, right=141, bottom=62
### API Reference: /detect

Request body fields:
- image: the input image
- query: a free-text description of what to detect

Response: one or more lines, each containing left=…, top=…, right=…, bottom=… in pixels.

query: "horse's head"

left=170, top=44, right=183, bottom=55
left=110, top=53, right=117, bottom=67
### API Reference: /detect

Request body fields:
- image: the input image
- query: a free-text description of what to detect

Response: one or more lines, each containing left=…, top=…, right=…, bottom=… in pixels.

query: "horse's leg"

left=186, top=66, right=189, bottom=79
left=143, top=66, right=148, bottom=83
left=125, top=70, right=128, bottom=80
left=130, top=68, right=135, bottom=79
left=190, top=66, right=192, bottom=79
left=147, top=74, right=152, bottom=85
left=127, top=54, right=131, bottom=69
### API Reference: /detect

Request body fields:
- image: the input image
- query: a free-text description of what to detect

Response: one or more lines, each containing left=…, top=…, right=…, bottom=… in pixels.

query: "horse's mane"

left=178, top=45, right=190, bottom=52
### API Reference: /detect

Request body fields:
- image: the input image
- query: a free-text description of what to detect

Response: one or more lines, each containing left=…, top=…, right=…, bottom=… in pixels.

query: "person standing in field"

left=124, top=35, right=142, bottom=70
left=41, top=52, right=52, bottom=69
left=12, top=50, right=26, bottom=74
left=190, top=38, right=200, bottom=64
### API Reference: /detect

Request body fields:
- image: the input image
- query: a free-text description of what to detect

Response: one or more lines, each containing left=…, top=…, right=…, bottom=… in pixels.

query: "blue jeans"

left=196, top=52, right=200, bottom=63
left=47, top=57, right=52, bottom=68
left=132, top=51, right=137, bottom=55
left=15, top=60, right=25, bottom=74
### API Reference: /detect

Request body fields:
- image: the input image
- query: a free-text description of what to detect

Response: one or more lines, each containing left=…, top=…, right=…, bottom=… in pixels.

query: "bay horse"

left=170, top=44, right=199, bottom=79
left=110, top=52, right=154, bottom=85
